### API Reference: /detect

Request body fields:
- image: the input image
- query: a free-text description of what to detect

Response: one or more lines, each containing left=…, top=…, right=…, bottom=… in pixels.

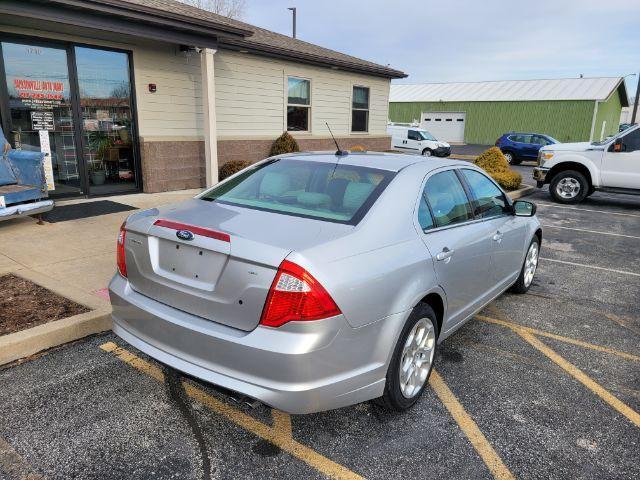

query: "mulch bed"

left=0, top=274, right=91, bottom=336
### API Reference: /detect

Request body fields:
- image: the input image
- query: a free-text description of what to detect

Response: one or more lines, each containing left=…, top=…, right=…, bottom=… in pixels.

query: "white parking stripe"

left=542, top=224, right=640, bottom=240
left=541, top=257, right=640, bottom=277
left=536, top=202, right=640, bottom=218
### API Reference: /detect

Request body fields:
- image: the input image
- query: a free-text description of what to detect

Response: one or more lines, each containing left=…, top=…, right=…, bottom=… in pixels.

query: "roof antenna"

left=326, top=122, right=348, bottom=157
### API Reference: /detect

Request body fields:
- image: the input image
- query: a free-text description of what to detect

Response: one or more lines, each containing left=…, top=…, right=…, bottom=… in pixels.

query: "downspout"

left=589, top=100, right=599, bottom=142
left=201, top=48, right=219, bottom=187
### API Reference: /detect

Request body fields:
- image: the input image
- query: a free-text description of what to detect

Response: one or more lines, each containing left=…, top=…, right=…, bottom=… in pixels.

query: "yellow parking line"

left=0, top=436, right=44, bottom=480
left=429, top=370, right=515, bottom=480
left=100, top=342, right=363, bottom=480
left=516, top=332, right=640, bottom=428
left=271, top=410, right=293, bottom=438
left=475, top=315, right=640, bottom=362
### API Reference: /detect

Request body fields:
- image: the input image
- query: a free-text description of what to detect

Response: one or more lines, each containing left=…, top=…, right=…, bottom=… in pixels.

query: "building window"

left=287, top=77, right=310, bottom=131
left=351, top=86, right=369, bottom=132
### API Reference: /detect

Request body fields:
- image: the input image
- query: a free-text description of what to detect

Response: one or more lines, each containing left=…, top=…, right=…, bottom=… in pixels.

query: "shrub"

left=474, top=146, right=522, bottom=191
left=269, top=132, right=300, bottom=156
left=491, top=170, right=522, bottom=191
left=474, top=146, right=509, bottom=173
left=219, top=160, right=251, bottom=181
left=350, top=145, right=366, bottom=152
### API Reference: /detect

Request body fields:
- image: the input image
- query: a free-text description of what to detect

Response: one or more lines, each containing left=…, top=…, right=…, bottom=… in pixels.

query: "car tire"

left=376, top=303, right=438, bottom=411
left=422, top=148, right=432, bottom=157
left=549, top=170, right=589, bottom=204
left=510, top=237, right=540, bottom=294
left=503, top=150, right=520, bottom=165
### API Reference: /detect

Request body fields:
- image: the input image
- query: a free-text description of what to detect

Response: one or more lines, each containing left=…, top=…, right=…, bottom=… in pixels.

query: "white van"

left=387, top=125, right=451, bottom=157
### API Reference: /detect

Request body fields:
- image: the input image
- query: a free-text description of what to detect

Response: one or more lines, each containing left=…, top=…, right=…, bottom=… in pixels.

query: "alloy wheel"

left=524, top=242, right=539, bottom=288
left=556, top=177, right=581, bottom=199
left=398, top=318, right=436, bottom=398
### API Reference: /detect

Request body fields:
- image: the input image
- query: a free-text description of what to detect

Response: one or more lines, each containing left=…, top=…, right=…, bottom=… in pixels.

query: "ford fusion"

left=109, top=152, right=541, bottom=414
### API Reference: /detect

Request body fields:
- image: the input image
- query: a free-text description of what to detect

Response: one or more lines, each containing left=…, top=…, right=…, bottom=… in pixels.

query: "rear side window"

left=460, top=169, right=509, bottom=218
left=423, top=171, right=473, bottom=228
left=418, top=195, right=435, bottom=230
left=200, top=159, right=395, bottom=225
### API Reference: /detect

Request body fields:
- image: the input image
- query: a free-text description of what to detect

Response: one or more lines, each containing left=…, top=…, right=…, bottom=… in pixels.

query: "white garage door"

left=420, top=112, right=466, bottom=143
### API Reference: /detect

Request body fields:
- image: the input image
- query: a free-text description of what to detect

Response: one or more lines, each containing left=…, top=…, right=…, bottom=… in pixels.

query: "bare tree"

left=178, top=0, right=246, bottom=20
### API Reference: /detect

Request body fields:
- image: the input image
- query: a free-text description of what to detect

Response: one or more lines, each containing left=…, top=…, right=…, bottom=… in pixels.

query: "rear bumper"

left=109, top=274, right=405, bottom=414
left=533, top=167, right=549, bottom=187
left=0, top=199, right=53, bottom=221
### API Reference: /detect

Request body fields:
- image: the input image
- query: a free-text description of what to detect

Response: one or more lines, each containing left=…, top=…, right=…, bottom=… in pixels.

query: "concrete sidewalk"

left=0, top=189, right=199, bottom=297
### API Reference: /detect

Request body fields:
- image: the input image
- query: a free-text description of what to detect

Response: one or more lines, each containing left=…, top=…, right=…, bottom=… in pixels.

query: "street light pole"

left=632, top=73, right=640, bottom=125
left=288, top=7, right=297, bottom=39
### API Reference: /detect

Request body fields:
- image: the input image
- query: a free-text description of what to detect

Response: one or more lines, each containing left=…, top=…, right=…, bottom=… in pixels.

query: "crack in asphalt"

left=164, top=367, right=212, bottom=480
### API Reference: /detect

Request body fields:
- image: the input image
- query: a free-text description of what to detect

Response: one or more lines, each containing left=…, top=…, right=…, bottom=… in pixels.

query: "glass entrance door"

left=75, top=47, right=138, bottom=195
left=1, top=42, right=82, bottom=195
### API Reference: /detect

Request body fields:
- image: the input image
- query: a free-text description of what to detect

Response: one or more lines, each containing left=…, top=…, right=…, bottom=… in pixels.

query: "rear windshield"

left=200, top=159, right=395, bottom=224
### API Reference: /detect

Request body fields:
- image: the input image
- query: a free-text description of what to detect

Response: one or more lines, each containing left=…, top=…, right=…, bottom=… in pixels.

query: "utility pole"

left=288, top=7, right=297, bottom=38
left=632, top=72, right=640, bottom=125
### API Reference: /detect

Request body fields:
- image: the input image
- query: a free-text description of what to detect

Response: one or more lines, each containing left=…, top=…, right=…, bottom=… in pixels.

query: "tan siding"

left=214, top=50, right=390, bottom=138
left=0, top=25, right=391, bottom=141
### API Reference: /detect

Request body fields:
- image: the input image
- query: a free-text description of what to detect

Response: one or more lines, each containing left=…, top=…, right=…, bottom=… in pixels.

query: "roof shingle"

left=116, top=0, right=406, bottom=78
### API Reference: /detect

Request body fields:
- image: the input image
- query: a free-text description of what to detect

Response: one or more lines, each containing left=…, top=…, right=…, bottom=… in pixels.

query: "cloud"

left=244, top=0, right=640, bottom=96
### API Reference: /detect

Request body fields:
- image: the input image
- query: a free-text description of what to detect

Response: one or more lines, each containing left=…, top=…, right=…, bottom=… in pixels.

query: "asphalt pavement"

left=1, top=168, right=639, bottom=480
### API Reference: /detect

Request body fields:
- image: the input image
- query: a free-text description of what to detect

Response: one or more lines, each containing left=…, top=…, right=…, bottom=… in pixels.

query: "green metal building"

left=389, top=77, right=628, bottom=144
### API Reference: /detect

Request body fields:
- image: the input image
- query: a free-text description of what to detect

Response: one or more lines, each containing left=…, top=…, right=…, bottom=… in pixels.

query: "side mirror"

left=513, top=200, right=536, bottom=217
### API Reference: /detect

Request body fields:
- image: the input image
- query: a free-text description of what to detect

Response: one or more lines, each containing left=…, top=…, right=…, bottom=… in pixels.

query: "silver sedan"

left=109, top=152, right=541, bottom=413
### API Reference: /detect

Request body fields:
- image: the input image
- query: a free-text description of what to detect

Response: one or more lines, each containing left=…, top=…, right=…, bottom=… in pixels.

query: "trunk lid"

left=123, top=199, right=349, bottom=331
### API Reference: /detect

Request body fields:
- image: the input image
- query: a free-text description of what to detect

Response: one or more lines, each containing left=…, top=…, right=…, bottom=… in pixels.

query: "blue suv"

left=495, top=132, right=558, bottom=165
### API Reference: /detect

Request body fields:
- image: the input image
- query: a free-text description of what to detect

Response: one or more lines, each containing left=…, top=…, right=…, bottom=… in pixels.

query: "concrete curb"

left=0, top=309, right=112, bottom=366
left=507, top=185, right=536, bottom=200
left=0, top=270, right=112, bottom=366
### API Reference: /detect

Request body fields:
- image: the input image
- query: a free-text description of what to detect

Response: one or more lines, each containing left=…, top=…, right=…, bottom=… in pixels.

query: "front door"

left=1, top=41, right=82, bottom=195
left=601, top=128, right=640, bottom=189
left=459, top=168, right=528, bottom=288
left=75, top=47, right=138, bottom=195
left=418, top=169, right=495, bottom=331
left=0, top=38, right=140, bottom=197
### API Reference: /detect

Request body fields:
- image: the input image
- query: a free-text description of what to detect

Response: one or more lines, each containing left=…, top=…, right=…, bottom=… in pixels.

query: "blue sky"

left=244, top=0, right=640, bottom=98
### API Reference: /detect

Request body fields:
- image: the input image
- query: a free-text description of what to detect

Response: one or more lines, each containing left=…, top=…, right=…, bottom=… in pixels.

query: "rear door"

left=417, top=169, right=495, bottom=331
left=601, top=128, right=640, bottom=189
left=459, top=168, right=528, bottom=288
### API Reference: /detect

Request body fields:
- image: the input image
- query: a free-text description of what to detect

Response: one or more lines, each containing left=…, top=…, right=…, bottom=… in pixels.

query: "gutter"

left=44, top=0, right=253, bottom=38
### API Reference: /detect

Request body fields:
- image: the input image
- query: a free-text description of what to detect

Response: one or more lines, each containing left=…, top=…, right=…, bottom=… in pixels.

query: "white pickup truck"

left=533, top=125, right=640, bottom=204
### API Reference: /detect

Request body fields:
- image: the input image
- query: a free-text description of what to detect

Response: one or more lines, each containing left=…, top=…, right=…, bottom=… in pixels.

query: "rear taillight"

left=260, top=260, right=341, bottom=328
left=117, top=221, right=127, bottom=278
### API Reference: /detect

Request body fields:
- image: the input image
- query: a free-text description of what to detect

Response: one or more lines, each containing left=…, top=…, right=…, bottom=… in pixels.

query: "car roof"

left=275, top=151, right=468, bottom=172
left=504, top=132, right=546, bottom=136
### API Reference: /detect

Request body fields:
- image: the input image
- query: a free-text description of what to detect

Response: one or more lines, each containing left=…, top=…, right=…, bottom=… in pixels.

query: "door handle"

left=492, top=231, right=503, bottom=242
left=436, top=247, right=455, bottom=262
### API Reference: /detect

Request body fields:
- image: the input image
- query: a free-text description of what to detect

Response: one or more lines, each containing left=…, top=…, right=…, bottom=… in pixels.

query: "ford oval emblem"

left=176, top=230, right=195, bottom=241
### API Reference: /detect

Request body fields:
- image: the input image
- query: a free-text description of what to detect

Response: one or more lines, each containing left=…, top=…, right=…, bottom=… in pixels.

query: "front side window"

left=423, top=170, right=473, bottom=228
left=351, top=86, right=369, bottom=132
left=287, top=77, right=310, bottom=131
left=408, top=130, right=421, bottom=141
left=460, top=169, right=509, bottom=218
left=201, top=159, right=394, bottom=225
left=622, top=128, right=640, bottom=152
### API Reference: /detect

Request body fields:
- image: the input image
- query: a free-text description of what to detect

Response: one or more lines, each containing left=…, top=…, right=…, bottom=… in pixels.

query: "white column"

left=201, top=47, right=218, bottom=187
